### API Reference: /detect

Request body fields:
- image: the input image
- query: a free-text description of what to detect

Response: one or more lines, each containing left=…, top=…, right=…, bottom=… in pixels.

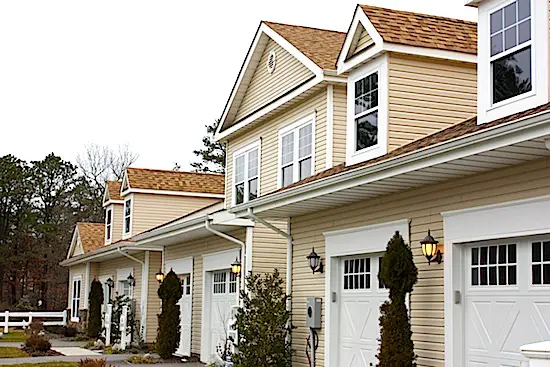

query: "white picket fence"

left=1, top=310, right=68, bottom=333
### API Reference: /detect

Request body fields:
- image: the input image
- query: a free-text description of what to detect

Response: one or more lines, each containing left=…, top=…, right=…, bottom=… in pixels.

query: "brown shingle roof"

left=264, top=22, right=346, bottom=71
left=77, top=222, right=105, bottom=253
left=360, top=5, right=477, bottom=55
left=106, top=181, right=122, bottom=202
left=126, top=168, right=225, bottom=195
left=273, top=102, right=550, bottom=194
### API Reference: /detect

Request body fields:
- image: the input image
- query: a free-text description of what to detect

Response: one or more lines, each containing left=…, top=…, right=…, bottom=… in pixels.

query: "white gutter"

left=232, top=109, right=550, bottom=215
left=204, top=219, right=246, bottom=297
left=246, top=208, right=293, bottom=344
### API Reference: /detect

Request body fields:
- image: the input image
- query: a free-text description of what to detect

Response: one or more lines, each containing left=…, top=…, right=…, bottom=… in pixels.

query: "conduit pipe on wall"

left=205, top=219, right=246, bottom=296
left=246, top=208, right=293, bottom=342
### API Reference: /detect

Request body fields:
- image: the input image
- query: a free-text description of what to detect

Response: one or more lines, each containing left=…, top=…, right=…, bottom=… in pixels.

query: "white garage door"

left=465, top=238, right=550, bottom=366
left=339, top=255, right=388, bottom=367
left=209, top=270, right=238, bottom=358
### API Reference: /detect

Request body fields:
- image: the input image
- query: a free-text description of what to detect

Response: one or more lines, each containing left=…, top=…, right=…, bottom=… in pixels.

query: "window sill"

left=488, top=90, right=536, bottom=112
left=346, top=143, right=386, bottom=166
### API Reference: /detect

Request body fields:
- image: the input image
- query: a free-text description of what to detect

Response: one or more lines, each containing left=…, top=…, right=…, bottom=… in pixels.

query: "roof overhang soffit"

left=337, top=5, right=384, bottom=74
left=215, top=22, right=325, bottom=141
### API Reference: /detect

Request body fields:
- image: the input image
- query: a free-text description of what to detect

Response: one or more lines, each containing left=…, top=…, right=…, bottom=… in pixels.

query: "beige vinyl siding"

left=97, top=255, right=144, bottom=338
left=68, top=264, right=86, bottom=310
left=234, top=38, right=315, bottom=122
left=90, top=263, right=100, bottom=282
left=227, top=89, right=328, bottom=204
left=355, top=25, right=374, bottom=54
left=163, top=229, right=245, bottom=355
left=251, top=221, right=288, bottom=276
left=110, top=204, right=124, bottom=243
left=73, top=241, right=84, bottom=257
left=387, top=53, right=477, bottom=151
left=146, top=251, right=162, bottom=343
left=332, top=85, right=347, bottom=165
left=289, top=158, right=550, bottom=367
left=130, top=194, right=220, bottom=236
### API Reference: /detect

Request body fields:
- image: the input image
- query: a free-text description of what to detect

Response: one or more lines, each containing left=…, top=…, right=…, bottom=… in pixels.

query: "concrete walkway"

left=51, top=347, right=101, bottom=356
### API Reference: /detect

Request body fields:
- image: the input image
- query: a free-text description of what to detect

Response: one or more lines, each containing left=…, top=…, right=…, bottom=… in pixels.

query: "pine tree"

left=156, top=270, right=183, bottom=359
left=232, top=269, right=293, bottom=367
left=190, top=119, right=226, bottom=173
left=377, top=231, right=418, bottom=366
left=88, top=279, right=104, bottom=338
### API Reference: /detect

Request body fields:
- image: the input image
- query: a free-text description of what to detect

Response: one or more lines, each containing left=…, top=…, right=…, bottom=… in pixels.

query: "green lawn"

left=0, top=330, right=26, bottom=343
left=0, top=347, right=28, bottom=358
left=0, top=364, right=77, bottom=367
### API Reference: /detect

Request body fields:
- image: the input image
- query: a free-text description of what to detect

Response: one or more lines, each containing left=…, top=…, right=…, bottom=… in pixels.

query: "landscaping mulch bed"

left=20, top=347, right=62, bottom=357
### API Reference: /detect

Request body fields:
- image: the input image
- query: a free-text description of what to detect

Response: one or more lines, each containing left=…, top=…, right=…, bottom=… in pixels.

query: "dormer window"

left=354, top=72, right=379, bottom=151
left=105, top=208, right=112, bottom=243
left=490, top=0, right=532, bottom=105
left=123, top=198, right=132, bottom=237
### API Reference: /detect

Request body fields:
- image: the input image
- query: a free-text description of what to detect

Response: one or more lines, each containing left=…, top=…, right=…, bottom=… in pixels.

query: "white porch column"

left=140, top=251, right=150, bottom=341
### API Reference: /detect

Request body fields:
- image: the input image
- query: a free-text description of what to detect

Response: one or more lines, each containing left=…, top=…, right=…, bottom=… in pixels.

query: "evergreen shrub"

left=156, top=270, right=183, bottom=359
left=88, top=279, right=104, bottom=338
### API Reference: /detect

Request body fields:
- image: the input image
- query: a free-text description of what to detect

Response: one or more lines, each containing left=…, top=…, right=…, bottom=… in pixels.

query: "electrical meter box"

left=306, top=297, right=322, bottom=329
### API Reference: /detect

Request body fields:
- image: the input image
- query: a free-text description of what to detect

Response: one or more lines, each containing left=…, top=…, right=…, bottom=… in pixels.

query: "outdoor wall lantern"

left=106, top=277, right=114, bottom=289
left=307, top=248, right=324, bottom=274
left=127, top=273, right=136, bottom=287
left=155, top=269, right=165, bottom=283
left=421, top=230, right=442, bottom=265
left=231, top=257, right=242, bottom=276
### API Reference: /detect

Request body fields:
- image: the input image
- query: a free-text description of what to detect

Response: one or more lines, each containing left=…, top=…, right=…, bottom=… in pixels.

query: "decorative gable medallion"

left=267, top=50, right=277, bottom=74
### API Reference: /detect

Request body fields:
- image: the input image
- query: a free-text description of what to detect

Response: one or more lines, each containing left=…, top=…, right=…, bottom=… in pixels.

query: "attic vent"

left=266, top=50, right=277, bottom=74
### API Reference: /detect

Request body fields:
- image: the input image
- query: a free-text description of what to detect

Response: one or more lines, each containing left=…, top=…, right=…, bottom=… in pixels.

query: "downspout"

left=204, top=219, right=246, bottom=296
left=246, top=208, right=293, bottom=342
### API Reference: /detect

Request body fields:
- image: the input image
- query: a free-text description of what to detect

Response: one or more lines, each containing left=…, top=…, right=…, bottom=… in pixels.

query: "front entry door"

left=338, top=255, right=388, bottom=367
left=177, top=274, right=192, bottom=356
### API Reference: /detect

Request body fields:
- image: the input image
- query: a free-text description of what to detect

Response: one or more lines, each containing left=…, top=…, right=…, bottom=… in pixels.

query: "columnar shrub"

left=156, top=270, right=183, bottom=359
left=232, top=269, right=293, bottom=367
left=377, top=231, right=418, bottom=366
left=88, top=279, right=104, bottom=338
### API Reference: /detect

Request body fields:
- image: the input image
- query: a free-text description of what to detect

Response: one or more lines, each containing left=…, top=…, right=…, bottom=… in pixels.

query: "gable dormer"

left=338, top=5, right=478, bottom=165
left=103, top=181, right=123, bottom=244
left=467, top=0, right=549, bottom=124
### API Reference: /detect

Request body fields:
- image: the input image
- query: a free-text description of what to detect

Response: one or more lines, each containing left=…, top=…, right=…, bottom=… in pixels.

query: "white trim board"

left=202, top=249, right=240, bottom=272
left=165, top=257, right=193, bottom=275
left=323, top=219, right=409, bottom=367
left=442, top=195, right=550, bottom=366
left=325, top=85, right=334, bottom=169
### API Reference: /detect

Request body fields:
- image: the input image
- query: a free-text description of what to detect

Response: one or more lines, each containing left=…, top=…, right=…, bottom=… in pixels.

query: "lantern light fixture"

left=306, top=247, right=324, bottom=274
left=420, top=229, right=442, bottom=265
left=106, top=277, right=114, bottom=289
left=127, top=273, right=136, bottom=287
left=155, top=269, right=165, bottom=283
left=231, top=257, right=242, bottom=276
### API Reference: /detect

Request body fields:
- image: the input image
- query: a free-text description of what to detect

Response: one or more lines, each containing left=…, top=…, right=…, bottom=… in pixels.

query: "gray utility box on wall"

left=306, top=297, right=322, bottom=329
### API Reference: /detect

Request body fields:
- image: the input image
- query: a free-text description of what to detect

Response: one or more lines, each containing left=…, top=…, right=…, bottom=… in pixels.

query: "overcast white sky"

left=0, top=0, right=477, bottom=170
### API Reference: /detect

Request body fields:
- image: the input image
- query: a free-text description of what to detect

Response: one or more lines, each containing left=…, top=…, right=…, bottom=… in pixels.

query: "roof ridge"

left=360, top=4, right=477, bottom=25
left=263, top=21, right=346, bottom=35
left=127, top=167, right=224, bottom=177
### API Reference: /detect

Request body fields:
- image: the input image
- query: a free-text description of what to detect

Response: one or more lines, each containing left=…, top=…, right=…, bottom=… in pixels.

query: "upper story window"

left=123, top=198, right=132, bottom=236
left=490, top=0, right=532, bottom=105
left=233, top=141, right=260, bottom=205
left=105, top=208, right=112, bottom=243
left=354, top=72, right=379, bottom=151
left=279, top=114, right=315, bottom=187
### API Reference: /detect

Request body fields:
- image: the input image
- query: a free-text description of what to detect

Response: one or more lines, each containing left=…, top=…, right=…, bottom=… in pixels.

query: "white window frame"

left=232, top=140, right=261, bottom=207
left=489, top=0, right=534, bottom=108
left=71, top=275, right=82, bottom=322
left=105, top=207, right=113, bottom=244
left=346, top=54, right=388, bottom=166
left=277, top=113, right=316, bottom=188
left=477, top=0, right=549, bottom=124
left=118, top=280, right=133, bottom=299
left=122, top=195, right=133, bottom=239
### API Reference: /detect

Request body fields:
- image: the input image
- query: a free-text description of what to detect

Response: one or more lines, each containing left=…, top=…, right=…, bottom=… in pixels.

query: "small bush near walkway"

left=232, top=269, right=293, bottom=367
left=23, top=321, right=53, bottom=356
left=156, top=270, right=183, bottom=359
left=377, top=231, right=418, bottom=367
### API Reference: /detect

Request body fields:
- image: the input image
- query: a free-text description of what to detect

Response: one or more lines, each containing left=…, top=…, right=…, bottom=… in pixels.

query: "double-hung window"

left=233, top=142, right=260, bottom=205
left=279, top=116, right=314, bottom=187
left=123, top=198, right=132, bottom=236
left=354, top=71, right=379, bottom=152
left=490, top=0, right=532, bottom=105
left=105, top=208, right=112, bottom=243
left=71, top=276, right=82, bottom=321
left=119, top=280, right=133, bottom=299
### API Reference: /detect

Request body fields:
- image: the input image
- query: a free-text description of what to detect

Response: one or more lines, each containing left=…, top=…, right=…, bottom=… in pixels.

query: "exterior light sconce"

left=307, top=248, right=324, bottom=274
left=155, top=269, right=165, bottom=283
left=127, top=273, right=136, bottom=287
left=106, top=277, right=114, bottom=289
left=421, top=230, right=443, bottom=265
left=231, top=257, right=242, bottom=277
